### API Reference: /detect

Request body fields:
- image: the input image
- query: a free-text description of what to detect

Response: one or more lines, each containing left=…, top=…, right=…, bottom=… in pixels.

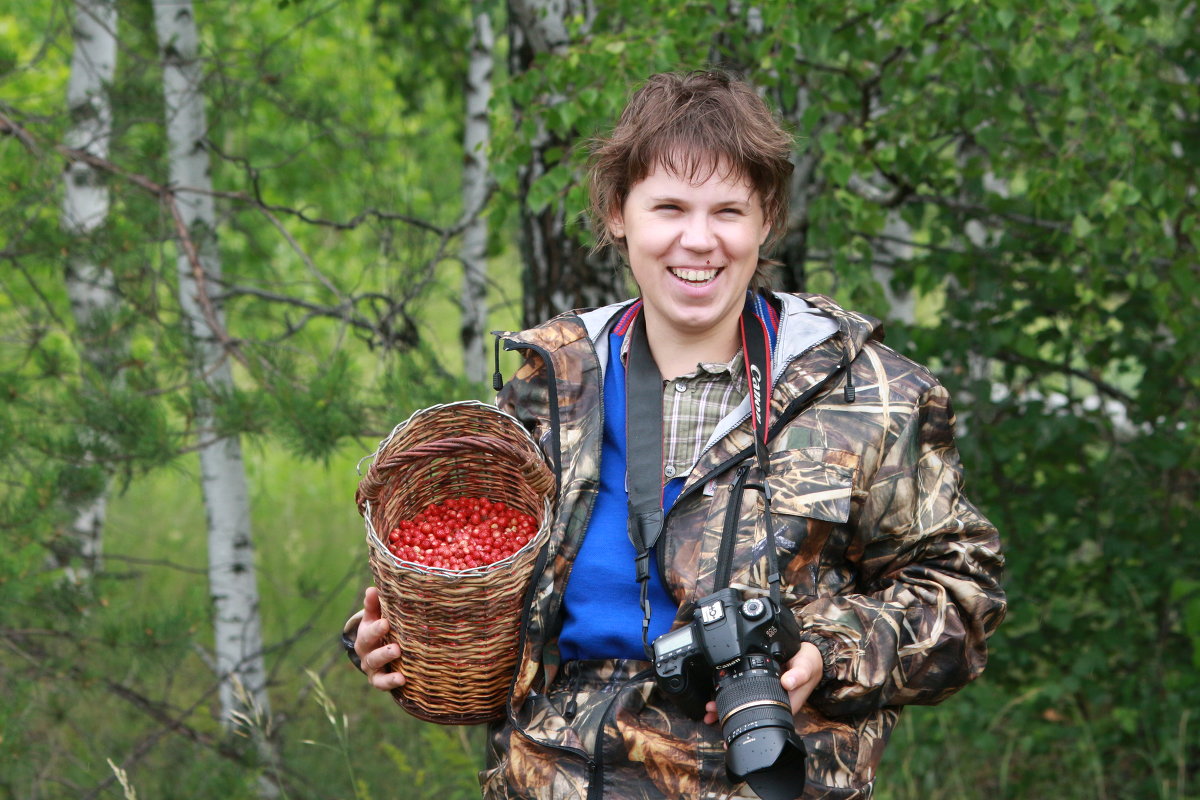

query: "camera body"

left=652, top=587, right=808, bottom=800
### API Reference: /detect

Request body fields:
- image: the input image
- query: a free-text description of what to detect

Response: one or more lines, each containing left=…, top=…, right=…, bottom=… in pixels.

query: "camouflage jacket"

left=486, top=293, right=1006, bottom=799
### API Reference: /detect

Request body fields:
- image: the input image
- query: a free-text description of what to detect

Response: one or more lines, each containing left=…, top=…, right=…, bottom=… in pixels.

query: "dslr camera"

left=652, top=587, right=807, bottom=800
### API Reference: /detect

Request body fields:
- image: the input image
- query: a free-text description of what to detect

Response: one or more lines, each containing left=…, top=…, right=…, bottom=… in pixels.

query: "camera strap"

left=625, top=295, right=779, bottom=656
left=625, top=312, right=666, bottom=657
left=737, top=302, right=785, bottom=610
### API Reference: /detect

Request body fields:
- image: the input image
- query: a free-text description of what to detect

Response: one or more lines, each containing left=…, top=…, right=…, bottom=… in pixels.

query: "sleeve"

left=796, top=381, right=1007, bottom=717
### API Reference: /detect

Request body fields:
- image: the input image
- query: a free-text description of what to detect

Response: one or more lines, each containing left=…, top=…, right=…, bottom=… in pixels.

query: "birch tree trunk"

left=459, top=4, right=493, bottom=383
left=507, top=0, right=625, bottom=326
left=57, top=0, right=119, bottom=582
left=151, top=0, right=273, bottom=747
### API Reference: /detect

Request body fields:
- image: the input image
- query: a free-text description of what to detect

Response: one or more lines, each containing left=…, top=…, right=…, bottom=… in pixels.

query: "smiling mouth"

left=669, top=266, right=721, bottom=285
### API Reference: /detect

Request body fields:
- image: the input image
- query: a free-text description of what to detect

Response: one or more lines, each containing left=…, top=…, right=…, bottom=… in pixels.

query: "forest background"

left=1, top=0, right=1197, bottom=798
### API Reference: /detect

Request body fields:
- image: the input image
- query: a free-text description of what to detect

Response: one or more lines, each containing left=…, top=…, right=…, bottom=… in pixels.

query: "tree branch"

left=103, top=552, right=209, bottom=575
left=991, top=350, right=1137, bottom=406
left=1, top=110, right=247, bottom=373
left=907, top=193, right=1071, bottom=232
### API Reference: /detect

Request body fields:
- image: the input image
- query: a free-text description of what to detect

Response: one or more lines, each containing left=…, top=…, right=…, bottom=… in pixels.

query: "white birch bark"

left=151, top=0, right=273, bottom=742
left=58, top=0, right=119, bottom=582
left=459, top=5, right=493, bottom=383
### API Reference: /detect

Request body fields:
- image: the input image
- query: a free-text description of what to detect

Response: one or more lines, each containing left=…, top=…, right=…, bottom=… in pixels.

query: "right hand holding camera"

left=353, top=586, right=407, bottom=692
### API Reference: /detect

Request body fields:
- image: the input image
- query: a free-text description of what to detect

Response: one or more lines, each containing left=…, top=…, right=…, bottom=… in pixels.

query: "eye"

left=654, top=203, right=682, bottom=212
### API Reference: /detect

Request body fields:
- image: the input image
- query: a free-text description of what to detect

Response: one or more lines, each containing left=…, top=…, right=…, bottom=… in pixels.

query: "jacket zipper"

left=585, top=667, right=655, bottom=800
left=656, top=340, right=849, bottom=579
left=500, top=321, right=662, bottom=794
left=499, top=327, right=608, bottom=644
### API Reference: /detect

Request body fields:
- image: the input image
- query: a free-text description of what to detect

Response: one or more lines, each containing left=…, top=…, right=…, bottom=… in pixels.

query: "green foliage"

left=379, top=726, right=484, bottom=800
left=1, top=0, right=1196, bottom=798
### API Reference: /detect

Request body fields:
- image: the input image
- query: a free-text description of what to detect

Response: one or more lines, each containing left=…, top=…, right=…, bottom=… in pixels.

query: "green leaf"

left=1071, top=213, right=1094, bottom=239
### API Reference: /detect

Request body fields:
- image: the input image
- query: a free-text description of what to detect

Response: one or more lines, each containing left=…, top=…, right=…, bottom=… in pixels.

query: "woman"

left=347, top=71, right=1006, bottom=799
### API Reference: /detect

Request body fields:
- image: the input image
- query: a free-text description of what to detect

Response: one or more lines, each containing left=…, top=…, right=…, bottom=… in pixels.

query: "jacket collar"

left=794, top=292, right=883, bottom=360
left=500, top=292, right=881, bottom=392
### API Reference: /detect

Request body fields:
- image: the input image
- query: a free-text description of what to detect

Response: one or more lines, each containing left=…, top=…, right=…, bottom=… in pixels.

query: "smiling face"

left=608, top=160, right=771, bottom=357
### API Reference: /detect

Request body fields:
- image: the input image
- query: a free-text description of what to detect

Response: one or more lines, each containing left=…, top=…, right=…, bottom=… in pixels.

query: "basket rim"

left=358, top=400, right=553, bottom=578
left=356, top=399, right=536, bottom=480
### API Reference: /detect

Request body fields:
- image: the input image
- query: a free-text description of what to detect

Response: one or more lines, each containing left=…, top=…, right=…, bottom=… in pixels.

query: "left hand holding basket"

left=355, top=586, right=408, bottom=692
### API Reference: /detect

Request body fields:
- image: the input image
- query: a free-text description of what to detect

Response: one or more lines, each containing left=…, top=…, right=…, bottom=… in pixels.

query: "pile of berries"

left=385, top=496, right=540, bottom=570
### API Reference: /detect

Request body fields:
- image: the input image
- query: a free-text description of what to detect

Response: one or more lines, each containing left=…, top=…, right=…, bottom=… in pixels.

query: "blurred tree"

left=459, top=2, right=494, bottom=384
left=505, top=0, right=627, bottom=325
left=56, top=0, right=120, bottom=582
left=151, top=0, right=273, bottom=757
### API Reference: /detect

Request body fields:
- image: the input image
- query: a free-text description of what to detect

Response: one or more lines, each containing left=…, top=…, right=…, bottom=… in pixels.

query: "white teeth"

left=670, top=267, right=719, bottom=283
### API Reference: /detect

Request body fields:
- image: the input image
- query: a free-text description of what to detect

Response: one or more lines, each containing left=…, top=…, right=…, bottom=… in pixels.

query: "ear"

left=607, top=204, right=626, bottom=240
left=758, top=218, right=771, bottom=247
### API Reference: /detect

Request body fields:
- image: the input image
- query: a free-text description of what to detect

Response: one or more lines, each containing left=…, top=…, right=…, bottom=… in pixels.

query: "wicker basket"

left=355, top=401, right=554, bottom=724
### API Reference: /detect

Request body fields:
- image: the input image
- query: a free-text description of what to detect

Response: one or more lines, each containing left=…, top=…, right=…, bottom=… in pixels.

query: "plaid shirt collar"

left=610, top=292, right=779, bottom=481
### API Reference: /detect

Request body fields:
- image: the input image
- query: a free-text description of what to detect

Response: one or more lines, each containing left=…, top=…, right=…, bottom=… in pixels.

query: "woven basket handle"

left=356, top=435, right=553, bottom=516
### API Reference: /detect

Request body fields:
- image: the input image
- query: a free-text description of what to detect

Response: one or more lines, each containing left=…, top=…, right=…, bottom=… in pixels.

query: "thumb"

left=363, top=585, right=382, bottom=622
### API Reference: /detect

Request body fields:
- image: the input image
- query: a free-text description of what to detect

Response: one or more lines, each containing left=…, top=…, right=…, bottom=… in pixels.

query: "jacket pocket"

left=767, top=448, right=858, bottom=524
left=759, top=449, right=859, bottom=600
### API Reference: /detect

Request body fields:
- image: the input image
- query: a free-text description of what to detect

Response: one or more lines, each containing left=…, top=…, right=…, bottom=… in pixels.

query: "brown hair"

left=587, top=70, right=794, bottom=285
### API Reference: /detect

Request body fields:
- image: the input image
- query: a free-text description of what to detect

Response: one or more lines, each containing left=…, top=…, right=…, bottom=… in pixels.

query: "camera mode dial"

left=741, top=598, right=767, bottom=620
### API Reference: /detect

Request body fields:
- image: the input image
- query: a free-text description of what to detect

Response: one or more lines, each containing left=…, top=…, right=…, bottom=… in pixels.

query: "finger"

left=354, top=617, right=390, bottom=660
left=782, top=671, right=820, bottom=714
left=780, top=665, right=814, bottom=692
left=369, top=666, right=406, bottom=692
left=783, top=644, right=822, bottom=688
left=362, top=641, right=401, bottom=674
left=364, top=642, right=405, bottom=690
left=781, top=666, right=817, bottom=708
left=781, top=646, right=823, bottom=714
left=703, top=700, right=718, bottom=727
left=363, top=586, right=382, bottom=623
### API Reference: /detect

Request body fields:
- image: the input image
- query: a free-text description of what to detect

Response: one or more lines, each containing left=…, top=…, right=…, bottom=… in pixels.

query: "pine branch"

left=1, top=110, right=245, bottom=374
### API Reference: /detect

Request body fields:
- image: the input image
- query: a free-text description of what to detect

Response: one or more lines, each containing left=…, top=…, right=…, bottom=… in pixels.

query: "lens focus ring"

left=716, top=669, right=792, bottom=731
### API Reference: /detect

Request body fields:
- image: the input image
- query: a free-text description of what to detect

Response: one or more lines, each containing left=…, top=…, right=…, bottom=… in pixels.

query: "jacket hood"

left=494, top=293, right=881, bottom=464
left=796, top=292, right=883, bottom=362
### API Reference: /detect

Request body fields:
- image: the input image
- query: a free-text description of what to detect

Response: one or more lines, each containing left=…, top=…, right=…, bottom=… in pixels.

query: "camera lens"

left=716, top=667, right=792, bottom=739
left=716, top=663, right=807, bottom=800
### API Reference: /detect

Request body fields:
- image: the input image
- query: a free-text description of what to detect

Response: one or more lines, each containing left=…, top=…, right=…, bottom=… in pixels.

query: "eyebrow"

left=646, top=195, right=753, bottom=206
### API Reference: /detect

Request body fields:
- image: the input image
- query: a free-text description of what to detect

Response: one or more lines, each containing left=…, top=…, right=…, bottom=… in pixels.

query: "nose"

left=679, top=212, right=717, bottom=252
